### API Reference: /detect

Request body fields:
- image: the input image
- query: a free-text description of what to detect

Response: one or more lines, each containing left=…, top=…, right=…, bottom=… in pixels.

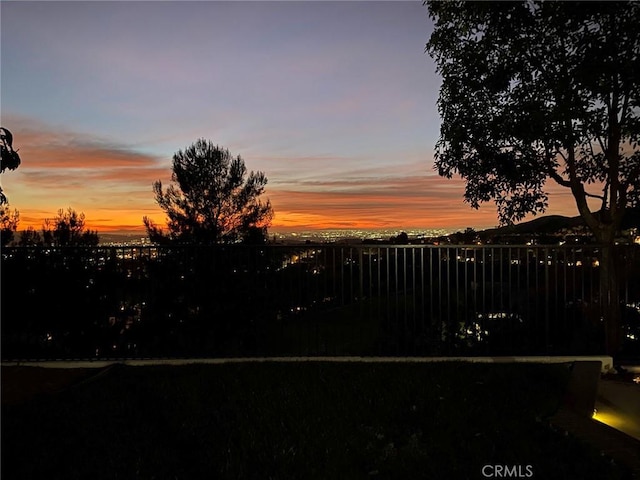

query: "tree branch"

left=548, top=164, right=571, bottom=187
left=583, top=191, right=605, bottom=201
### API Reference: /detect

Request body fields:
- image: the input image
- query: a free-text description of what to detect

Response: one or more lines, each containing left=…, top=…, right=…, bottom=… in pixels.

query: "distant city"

left=96, top=228, right=457, bottom=246
left=92, top=210, right=640, bottom=247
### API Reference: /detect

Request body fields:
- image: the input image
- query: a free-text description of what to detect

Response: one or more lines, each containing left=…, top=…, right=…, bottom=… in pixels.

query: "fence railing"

left=2, top=244, right=639, bottom=359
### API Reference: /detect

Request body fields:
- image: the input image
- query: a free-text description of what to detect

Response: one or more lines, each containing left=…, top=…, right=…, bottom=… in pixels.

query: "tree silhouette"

left=18, top=226, right=42, bottom=246
left=426, top=1, right=640, bottom=355
left=392, top=232, right=409, bottom=244
left=144, top=139, right=273, bottom=244
left=42, top=208, right=100, bottom=246
left=0, top=127, right=22, bottom=205
left=1, top=205, right=19, bottom=246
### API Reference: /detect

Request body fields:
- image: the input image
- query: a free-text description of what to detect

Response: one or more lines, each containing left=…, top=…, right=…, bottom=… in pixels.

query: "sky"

left=1, top=0, right=581, bottom=234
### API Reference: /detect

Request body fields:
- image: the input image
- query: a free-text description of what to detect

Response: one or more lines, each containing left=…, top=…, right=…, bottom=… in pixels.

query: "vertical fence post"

left=420, top=247, right=425, bottom=343
left=359, top=247, right=364, bottom=351
left=544, top=247, right=550, bottom=352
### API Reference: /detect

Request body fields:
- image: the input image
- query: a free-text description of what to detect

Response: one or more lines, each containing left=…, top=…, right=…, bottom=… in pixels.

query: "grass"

left=1, top=362, right=632, bottom=480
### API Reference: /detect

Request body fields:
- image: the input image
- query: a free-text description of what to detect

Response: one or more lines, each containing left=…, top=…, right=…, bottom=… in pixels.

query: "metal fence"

left=2, top=244, right=639, bottom=359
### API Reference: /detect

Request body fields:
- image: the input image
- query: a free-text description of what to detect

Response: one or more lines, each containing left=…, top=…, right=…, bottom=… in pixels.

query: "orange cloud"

left=4, top=115, right=585, bottom=235
left=266, top=175, right=583, bottom=232
left=1, top=115, right=171, bottom=232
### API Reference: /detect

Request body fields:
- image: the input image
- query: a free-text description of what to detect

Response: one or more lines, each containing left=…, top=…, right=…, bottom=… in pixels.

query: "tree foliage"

left=18, top=226, right=42, bottom=247
left=426, top=0, right=640, bottom=241
left=1, top=205, right=19, bottom=246
left=426, top=0, right=640, bottom=355
left=42, top=208, right=100, bottom=246
left=144, top=139, right=273, bottom=244
left=0, top=127, right=22, bottom=205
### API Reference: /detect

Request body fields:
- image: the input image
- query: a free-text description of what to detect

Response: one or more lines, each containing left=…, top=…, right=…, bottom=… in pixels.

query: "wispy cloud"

left=6, top=115, right=164, bottom=169
left=266, top=175, right=497, bottom=231
left=2, top=116, right=170, bottom=230
left=4, top=115, right=583, bottom=234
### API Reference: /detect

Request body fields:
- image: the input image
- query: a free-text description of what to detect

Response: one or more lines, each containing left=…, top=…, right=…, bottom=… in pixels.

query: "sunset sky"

left=1, top=0, right=581, bottom=234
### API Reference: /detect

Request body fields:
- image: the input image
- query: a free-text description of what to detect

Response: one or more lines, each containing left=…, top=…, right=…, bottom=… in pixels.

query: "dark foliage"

left=426, top=0, right=640, bottom=236
left=3, top=245, right=639, bottom=360
left=0, top=205, right=19, bottom=246
left=144, top=139, right=273, bottom=245
left=41, top=208, right=99, bottom=246
left=426, top=0, right=640, bottom=355
left=0, top=127, right=22, bottom=205
left=0, top=127, right=20, bottom=174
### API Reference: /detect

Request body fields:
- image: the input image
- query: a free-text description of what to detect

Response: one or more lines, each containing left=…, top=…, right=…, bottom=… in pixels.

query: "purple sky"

left=1, top=0, right=579, bottom=233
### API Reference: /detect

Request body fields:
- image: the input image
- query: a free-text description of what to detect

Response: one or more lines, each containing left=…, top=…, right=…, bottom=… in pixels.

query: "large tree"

left=144, top=139, right=273, bottom=244
left=426, top=1, right=640, bottom=355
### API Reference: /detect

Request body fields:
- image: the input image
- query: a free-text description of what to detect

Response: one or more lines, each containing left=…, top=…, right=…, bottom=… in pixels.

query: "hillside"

left=480, top=208, right=640, bottom=238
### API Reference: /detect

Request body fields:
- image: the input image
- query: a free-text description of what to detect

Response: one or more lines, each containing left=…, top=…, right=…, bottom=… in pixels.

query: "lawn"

left=1, top=362, right=632, bottom=479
